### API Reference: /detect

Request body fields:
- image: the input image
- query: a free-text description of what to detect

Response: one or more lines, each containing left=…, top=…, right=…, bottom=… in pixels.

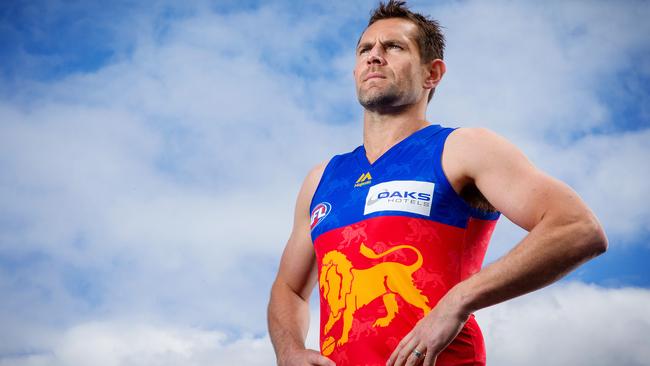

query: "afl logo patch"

left=310, top=202, right=331, bottom=230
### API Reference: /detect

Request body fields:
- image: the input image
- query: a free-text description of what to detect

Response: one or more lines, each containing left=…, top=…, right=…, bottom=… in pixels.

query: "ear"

left=422, top=59, right=446, bottom=89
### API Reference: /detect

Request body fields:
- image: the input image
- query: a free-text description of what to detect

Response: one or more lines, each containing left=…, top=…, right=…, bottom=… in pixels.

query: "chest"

left=310, top=145, right=473, bottom=243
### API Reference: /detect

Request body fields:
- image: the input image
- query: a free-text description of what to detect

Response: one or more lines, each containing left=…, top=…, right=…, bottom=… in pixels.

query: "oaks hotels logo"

left=364, top=180, right=434, bottom=216
left=354, top=172, right=373, bottom=188
left=310, top=202, right=332, bottom=230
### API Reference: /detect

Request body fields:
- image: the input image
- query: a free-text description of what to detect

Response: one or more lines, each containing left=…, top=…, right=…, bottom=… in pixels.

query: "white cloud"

left=429, top=0, right=650, bottom=136
left=0, top=2, right=359, bottom=335
left=0, top=1, right=649, bottom=365
left=477, top=282, right=650, bottom=366
left=2, top=284, right=647, bottom=366
left=0, top=321, right=275, bottom=366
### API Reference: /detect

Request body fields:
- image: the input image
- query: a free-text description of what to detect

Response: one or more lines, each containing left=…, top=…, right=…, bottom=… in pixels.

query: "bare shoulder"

left=443, top=127, right=530, bottom=184
left=306, top=161, right=328, bottom=187
left=445, top=127, right=521, bottom=162
left=297, top=160, right=329, bottom=206
left=292, top=159, right=330, bottom=231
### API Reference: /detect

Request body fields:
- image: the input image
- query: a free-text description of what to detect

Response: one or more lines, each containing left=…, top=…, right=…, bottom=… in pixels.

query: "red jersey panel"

left=315, top=216, right=495, bottom=364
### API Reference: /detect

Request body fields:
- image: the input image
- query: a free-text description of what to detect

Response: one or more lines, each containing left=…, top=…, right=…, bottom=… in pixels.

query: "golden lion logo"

left=319, top=243, right=431, bottom=356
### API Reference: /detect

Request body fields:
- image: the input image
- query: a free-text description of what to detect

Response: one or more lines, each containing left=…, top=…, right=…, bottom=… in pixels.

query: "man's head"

left=354, top=1, right=446, bottom=111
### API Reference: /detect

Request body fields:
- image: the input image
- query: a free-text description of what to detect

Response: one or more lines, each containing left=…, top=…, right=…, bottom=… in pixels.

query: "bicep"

left=448, top=129, right=587, bottom=232
left=276, top=226, right=318, bottom=301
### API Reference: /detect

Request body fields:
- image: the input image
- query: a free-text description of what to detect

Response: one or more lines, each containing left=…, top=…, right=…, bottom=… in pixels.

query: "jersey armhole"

left=308, top=156, right=337, bottom=212
left=433, top=127, right=500, bottom=221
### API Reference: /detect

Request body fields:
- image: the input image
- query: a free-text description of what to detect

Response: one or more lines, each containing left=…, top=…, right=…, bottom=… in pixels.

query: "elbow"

left=579, top=214, right=608, bottom=258
left=594, top=228, right=608, bottom=256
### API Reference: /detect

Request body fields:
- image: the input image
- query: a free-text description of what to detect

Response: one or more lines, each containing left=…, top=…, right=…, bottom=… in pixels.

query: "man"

left=267, top=1, right=607, bottom=365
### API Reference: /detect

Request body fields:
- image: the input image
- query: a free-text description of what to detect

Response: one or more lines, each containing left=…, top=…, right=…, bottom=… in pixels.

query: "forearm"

left=268, top=281, right=312, bottom=363
left=449, top=214, right=607, bottom=315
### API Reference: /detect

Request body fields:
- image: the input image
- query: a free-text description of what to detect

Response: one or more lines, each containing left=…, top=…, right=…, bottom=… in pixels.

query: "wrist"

left=277, top=345, right=306, bottom=365
left=445, top=282, right=476, bottom=318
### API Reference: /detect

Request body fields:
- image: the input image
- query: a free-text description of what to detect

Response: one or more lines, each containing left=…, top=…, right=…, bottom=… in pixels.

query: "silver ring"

left=413, top=349, right=423, bottom=358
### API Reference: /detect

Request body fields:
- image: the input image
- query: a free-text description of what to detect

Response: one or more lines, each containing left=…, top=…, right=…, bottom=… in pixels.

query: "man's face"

left=354, top=18, right=428, bottom=111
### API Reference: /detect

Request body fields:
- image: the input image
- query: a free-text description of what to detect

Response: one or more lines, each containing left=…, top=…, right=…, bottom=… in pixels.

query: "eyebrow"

left=356, top=39, right=408, bottom=52
left=356, top=41, right=373, bottom=52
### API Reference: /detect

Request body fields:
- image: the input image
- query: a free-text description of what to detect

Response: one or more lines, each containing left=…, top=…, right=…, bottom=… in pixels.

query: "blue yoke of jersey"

left=310, top=124, right=499, bottom=239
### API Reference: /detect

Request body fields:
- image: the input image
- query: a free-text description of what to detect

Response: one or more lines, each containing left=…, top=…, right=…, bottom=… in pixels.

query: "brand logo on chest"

left=364, top=180, right=434, bottom=216
left=354, top=172, right=373, bottom=188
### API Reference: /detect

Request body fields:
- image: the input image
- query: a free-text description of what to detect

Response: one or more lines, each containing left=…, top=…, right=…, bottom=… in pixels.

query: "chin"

left=358, top=91, right=403, bottom=110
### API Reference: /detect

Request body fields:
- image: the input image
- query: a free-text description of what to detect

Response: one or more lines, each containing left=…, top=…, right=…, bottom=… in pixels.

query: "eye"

left=358, top=47, right=370, bottom=55
left=387, top=44, right=403, bottom=50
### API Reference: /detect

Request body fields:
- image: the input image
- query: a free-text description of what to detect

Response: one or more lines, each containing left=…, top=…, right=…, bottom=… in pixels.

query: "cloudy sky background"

left=1, top=0, right=649, bottom=365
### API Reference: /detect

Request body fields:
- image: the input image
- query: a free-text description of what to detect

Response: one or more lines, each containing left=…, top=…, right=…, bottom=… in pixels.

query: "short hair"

left=366, top=0, right=446, bottom=101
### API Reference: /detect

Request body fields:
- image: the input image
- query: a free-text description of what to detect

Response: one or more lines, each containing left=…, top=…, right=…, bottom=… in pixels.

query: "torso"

left=309, top=124, right=499, bottom=365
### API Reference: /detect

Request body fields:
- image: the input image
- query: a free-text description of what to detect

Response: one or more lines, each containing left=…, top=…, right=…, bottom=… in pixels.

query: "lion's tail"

left=359, top=243, right=423, bottom=271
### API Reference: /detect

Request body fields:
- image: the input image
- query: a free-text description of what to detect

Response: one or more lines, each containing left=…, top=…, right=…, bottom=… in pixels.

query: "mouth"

left=364, top=72, right=385, bottom=81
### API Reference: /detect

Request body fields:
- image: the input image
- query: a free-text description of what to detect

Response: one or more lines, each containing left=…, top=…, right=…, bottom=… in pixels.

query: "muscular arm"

left=388, top=128, right=607, bottom=366
left=443, top=128, right=607, bottom=314
left=267, top=163, right=334, bottom=366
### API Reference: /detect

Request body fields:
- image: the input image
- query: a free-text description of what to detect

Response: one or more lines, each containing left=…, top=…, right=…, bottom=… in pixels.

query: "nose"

left=366, top=45, right=386, bottom=65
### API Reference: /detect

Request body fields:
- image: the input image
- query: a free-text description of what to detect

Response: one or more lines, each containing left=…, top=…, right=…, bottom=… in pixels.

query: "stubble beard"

left=357, top=84, right=404, bottom=111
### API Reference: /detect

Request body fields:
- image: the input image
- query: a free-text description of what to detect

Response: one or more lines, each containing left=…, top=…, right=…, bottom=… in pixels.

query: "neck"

left=362, top=101, right=430, bottom=164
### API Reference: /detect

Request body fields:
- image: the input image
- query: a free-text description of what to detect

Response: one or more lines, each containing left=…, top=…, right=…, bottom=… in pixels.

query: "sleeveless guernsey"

left=309, top=125, right=499, bottom=365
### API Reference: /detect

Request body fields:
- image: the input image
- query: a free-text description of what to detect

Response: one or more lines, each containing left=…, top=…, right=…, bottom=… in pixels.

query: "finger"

left=387, top=331, right=415, bottom=366
left=422, top=348, right=436, bottom=366
left=405, top=341, right=427, bottom=366
left=395, top=337, right=421, bottom=366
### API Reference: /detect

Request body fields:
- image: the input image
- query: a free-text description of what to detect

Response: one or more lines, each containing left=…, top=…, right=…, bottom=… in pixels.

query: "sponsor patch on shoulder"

left=310, top=202, right=331, bottom=230
left=364, top=180, right=434, bottom=216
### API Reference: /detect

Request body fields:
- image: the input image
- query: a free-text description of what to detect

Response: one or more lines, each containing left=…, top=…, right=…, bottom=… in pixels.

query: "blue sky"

left=1, top=0, right=649, bottom=365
